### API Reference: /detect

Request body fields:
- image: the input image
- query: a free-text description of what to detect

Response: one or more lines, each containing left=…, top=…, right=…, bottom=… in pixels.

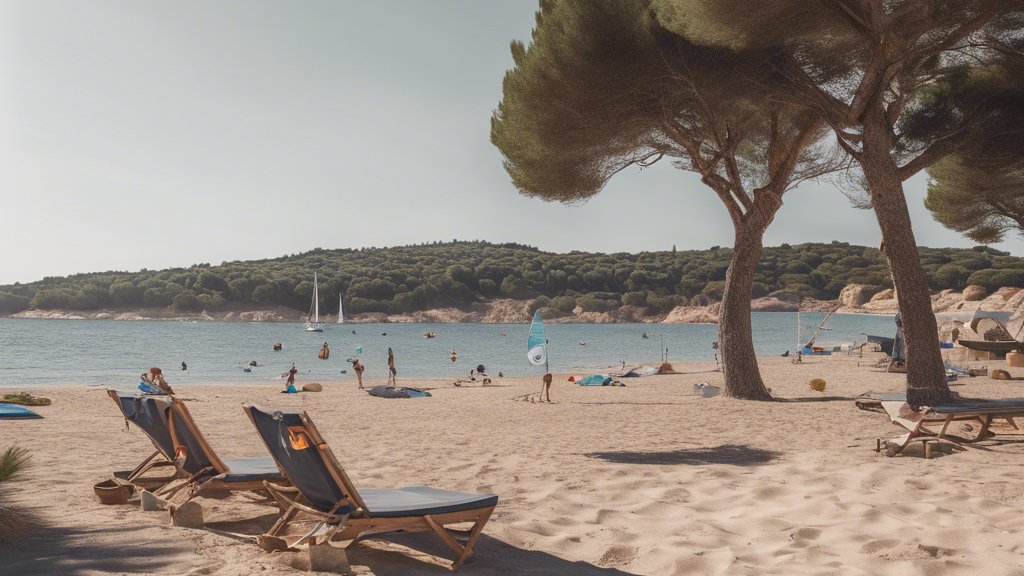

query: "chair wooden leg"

left=452, top=507, right=494, bottom=571
left=424, top=515, right=466, bottom=558
left=126, top=451, right=162, bottom=482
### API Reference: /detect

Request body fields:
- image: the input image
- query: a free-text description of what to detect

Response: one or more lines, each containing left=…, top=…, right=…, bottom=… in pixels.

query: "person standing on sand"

left=387, top=348, right=397, bottom=386
left=352, top=359, right=365, bottom=389
left=285, top=363, right=298, bottom=393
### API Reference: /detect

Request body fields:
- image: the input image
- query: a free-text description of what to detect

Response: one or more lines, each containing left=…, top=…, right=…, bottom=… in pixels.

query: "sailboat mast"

left=313, top=272, right=319, bottom=323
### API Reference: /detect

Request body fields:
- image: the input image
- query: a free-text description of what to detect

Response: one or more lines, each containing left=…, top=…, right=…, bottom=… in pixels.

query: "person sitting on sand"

left=284, top=364, right=298, bottom=393
left=149, top=367, right=174, bottom=395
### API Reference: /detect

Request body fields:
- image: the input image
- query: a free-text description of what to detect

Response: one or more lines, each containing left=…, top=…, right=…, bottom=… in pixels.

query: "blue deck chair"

left=243, top=405, right=497, bottom=571
left=107, top=390, right=287, bottom=500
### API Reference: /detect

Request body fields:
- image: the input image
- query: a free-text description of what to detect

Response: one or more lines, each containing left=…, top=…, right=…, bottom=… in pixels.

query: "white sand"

left=4, top=352, right=1024, bottom=575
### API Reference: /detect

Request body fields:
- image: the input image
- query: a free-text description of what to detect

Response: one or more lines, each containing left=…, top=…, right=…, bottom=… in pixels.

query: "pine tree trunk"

left=861, top=103, right=953, bottom=407
left=719, top=228, right=773, bottom=401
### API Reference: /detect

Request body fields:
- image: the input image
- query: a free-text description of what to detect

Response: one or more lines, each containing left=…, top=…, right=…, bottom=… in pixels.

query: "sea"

left=0, top=313, right=897, bottom=389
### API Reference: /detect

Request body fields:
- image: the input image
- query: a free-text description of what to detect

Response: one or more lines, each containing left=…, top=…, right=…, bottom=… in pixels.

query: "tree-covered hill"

left=1, top=241, right=1022, bottom=317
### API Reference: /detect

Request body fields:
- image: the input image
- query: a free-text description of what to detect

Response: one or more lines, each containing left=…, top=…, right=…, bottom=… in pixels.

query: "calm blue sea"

left=0, top=313, right=896, bottom=389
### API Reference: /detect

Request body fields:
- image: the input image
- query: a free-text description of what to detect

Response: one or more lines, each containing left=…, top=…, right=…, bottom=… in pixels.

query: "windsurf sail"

left=527, top=310, right=548, bottom=369
left=337, top=294, right=344, bottom=324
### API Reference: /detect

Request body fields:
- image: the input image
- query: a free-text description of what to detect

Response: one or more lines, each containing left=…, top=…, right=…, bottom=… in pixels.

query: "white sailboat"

left=305, top=272, right=326, bottom=332
left=337, top=294, right=344, bottom=324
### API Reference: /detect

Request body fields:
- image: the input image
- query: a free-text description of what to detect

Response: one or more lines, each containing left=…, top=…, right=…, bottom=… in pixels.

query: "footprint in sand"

left=793, top=527, right=822, bottom=541
left=598, top=545, right=637, bottom=567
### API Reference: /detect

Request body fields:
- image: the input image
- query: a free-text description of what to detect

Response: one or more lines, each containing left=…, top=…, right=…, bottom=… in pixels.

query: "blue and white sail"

left=527, top=310, right=548, bottom=369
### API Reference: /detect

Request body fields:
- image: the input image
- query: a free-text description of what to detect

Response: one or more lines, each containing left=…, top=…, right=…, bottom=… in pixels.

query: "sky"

left=1, top=1, right=1020, bottom=286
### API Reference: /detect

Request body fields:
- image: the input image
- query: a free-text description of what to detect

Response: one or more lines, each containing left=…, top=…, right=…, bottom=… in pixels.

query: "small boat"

left=957, top=340, right=1024, bottom=354
left=863, top=334, right=896, bottom=356
left=0, top=404, right=42, bottom=419
left=305, top=272, right=326, bottom=332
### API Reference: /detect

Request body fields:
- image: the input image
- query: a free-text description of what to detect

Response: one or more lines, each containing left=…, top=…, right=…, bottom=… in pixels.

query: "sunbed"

left=108, top=390, right=287, bottom=500
left=882, top=398, right=1024, bottom=457
left=243, top=405, right=498, bottom=570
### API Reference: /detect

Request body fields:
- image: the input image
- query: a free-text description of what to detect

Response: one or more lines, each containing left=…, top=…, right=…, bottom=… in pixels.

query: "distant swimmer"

left=181, top=362, right=187, bottom=371
left=249, top=360, right=257, bottom=367
left=500, top=333, right=506, bottom=336
left=451, top=349, right=457, bottom=363
left=382, top=332, right=387, bottom=336
left=274, top=343, right=283, bottom=351
left=642, top=332, right=648, bottom=339
left=352, top=330, right=356, bottom=334
left=579, top=341, right=585, bottom=346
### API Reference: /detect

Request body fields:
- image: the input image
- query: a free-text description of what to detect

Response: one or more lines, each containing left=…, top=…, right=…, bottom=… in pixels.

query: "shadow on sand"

left=3, top=522, right=640, bottom=575
left=585, top=444, right=780, bottom=466
left=0, top=524, right=200, bottom=576
left=351, top=531, right=642, bottom=575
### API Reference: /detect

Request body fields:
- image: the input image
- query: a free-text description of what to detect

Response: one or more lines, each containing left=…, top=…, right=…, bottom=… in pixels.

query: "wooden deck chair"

left=243, top=405, right=498, bottom=571
left=108, top=390, right=288, bottom=500
left=882, top=399, right=1024, bottom=457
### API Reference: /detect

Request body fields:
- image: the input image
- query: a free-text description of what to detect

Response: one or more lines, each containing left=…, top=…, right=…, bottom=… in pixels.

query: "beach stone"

left=169, top=501, right=204, bottom=528
left=963, top=285, right=987, bottom=301
left=309, top=542, right=350, bottom=573
left=302, top=383, right=323, bottom=392
left=140, top=490, right=167, bottom=512
left=871, top=288, right=895, bottom=302
left=839, top=284, right=883, bottom=307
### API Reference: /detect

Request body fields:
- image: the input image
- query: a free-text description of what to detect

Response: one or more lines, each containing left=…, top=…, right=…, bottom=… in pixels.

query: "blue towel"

left=138, top=382, right=165, bottom=395
left=285, top=384, right=298, bottom=394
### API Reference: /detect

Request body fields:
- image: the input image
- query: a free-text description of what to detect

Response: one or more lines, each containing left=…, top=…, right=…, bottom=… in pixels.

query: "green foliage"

left=0, top=292, right=30, bottom=314
left=0, top=446, right=29, bottom=484
left=0, top=394, right=50, bottom=407
left=5, top=241, right=1024, bottom=317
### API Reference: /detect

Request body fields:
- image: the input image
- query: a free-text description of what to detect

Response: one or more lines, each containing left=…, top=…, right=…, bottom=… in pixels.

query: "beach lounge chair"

left=108, top=391, right=287, bottom=499
left=243, top=405, right=498, bottom=570
left=881, top=398, right=1024, bottom=457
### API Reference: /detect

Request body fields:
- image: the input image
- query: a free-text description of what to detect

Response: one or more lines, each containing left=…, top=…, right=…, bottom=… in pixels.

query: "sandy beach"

left=4, top=352, right=1024, bottom=575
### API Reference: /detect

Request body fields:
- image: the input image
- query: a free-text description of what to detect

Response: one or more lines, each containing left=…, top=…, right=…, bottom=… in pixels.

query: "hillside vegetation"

left=1, top=241, right=1022, bottom=318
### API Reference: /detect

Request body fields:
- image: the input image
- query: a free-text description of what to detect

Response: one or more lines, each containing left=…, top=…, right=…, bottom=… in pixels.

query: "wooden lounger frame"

left=108, top=390, right=288, bottom=499
left=243, top=406, right=495, bottom=571
left=883, top=400, right=1023, bottom=457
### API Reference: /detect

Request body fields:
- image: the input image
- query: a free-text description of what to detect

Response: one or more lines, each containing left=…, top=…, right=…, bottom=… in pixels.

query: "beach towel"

left=578, top=375, right=613, bottom=386
left=138, top=381, right=166, bottom=395
left=367, top=385, right=431, bottom=399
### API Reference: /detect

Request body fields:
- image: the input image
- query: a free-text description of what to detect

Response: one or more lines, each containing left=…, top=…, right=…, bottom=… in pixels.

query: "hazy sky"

left=2, top=1, right=1020, bottom=286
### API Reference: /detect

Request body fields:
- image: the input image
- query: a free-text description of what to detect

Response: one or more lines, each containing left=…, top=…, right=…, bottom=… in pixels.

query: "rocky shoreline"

left=4, top=285, right=1020, bottom=324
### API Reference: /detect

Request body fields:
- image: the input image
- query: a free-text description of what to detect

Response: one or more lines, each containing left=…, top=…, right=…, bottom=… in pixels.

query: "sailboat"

left=527, top=310, right=548, bottom=372
left=337, top=294, right=344, bottom=324
left=305, top=272, right=326, bottom=332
